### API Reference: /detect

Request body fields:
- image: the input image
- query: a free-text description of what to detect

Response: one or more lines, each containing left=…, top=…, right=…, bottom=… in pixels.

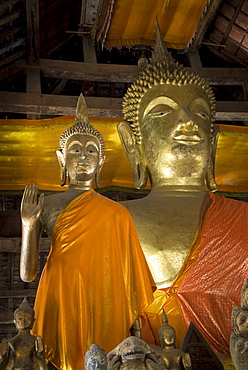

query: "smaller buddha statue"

left=85, top=344, right=107, bottom=370
left=153, top=312, right=191, bottom=370
left=107, top=336, right=166, bottom=370
left=230, top=278, right=248, bottom=370
left=0, top=297, right=47, bottom=370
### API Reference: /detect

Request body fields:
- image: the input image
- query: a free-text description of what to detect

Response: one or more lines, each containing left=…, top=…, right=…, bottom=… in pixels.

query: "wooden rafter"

left=15, top=58, right=247, bottom=85
left=0, top=92, right=247, bottom=121
left=26, top=0, right=39, bottom=65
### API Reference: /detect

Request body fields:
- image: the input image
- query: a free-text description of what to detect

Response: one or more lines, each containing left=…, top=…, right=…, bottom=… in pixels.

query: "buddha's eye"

left=148, top=110, right=171, bottom=118
left=238, top=315, right=247, bottom=324
left=87, top=144, right=98, bottom=154
left=71, top=148, right=80, bottom=153
left=195, top=111, right=210, bottom=119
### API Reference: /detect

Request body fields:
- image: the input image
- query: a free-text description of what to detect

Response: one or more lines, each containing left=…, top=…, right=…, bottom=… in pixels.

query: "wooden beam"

left=186, top=50, right=202, bottom=68
left=16, top=59, right=247, bottom=85
left=82, top=35, right=97, bottom=63
left=51, top=79, right=68, bottom=95
left=0, top=92, right=247, bottom=120
left=26, top=0, right=39, bottom=65
left=0, top=92, right=122, bottom=117
left=16, top=59, right=140, bottom=83
left=26, top=67, right=41, bottom=119
left=215, top=101, right=248, bottom=121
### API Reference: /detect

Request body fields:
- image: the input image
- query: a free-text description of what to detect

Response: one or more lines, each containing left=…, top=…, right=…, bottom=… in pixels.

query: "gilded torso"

left=120, top=190, right=207, bottom=288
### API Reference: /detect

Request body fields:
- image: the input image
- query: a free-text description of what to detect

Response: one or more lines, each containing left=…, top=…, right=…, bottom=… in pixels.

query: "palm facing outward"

left=21, top=185, right=44, bottom=227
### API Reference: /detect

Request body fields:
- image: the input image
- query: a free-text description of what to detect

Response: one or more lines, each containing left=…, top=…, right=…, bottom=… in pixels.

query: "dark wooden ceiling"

left=0, top=0, right=247, bottom=124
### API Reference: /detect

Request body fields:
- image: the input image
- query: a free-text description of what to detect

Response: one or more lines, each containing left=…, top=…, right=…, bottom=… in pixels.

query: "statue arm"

left=20, top=185, right=44, bottom=282
left=182, top=353, right=192, bottom=370
left=34, top=337, right=48, bottom=370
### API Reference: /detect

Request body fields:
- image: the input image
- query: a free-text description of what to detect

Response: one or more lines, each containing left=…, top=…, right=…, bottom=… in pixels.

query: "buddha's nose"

left=80, top=153, right=88, bottom=160
left=179, top=120, right=198, bottom=134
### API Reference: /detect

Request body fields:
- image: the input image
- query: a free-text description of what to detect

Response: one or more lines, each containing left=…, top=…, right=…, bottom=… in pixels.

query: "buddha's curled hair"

left=122, top=58, right=216, bottom=145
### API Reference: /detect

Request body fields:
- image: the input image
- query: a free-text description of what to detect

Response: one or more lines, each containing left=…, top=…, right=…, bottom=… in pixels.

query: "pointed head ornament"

left=14, top=297, right=35, bottom=319
left=158, top=310, right=176, bottom=343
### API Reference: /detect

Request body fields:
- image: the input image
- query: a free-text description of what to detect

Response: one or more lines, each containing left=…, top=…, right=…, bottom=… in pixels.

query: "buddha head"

left=158, top=312, right=176, bottom=349
left=57, top=94, right=105, bottom=189
left=84, top=344, right=107, bottom=370
left=231, top=305, right=248, bottom=336
left=14, top=297, right=35, bottom=331
left=118, top=24, right=219, bottom=191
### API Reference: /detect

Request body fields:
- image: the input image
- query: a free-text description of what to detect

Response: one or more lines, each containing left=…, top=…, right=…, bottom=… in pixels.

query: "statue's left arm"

left=182, top=353, right=192, bottom=369
left=20, top=185, right=44, bottom=282
left=34, top=336, right=48, bottom=370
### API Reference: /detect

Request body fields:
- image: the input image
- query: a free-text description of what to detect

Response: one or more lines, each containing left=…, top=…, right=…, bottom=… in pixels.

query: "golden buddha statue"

left=156, top=312, right=191, bottom=370
left=20, top=94, right=155, bottom=370
left=0, top=297, right=47, bottom=370
left=118, top=23, right=248, bottom=354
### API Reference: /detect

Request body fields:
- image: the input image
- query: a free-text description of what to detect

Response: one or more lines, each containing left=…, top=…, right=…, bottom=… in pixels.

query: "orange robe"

left=144, top=192, right=248, bottom=354
left=33, top=190, right=155, bottom=370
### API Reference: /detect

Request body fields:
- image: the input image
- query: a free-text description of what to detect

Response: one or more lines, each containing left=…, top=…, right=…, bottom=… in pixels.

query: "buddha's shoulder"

left=42, top=191, right=66, bottom=208
left=96, top=192, right=132, bottom=214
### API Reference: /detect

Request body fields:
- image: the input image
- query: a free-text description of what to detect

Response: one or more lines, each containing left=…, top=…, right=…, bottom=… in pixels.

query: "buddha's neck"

left=148, top=183, right=208, bottom=198
left=67, top=181, right=93, bottom=192
left=151, top=175, right=206, bottom=186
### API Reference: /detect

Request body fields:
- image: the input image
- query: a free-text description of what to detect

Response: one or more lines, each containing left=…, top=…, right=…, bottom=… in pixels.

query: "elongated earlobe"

left=117, top=121, right=148, bottom=189
left=56, top=150, right=67, bottom=187
left=95, top=157, right=105, bottom=189
left=205, top=125, right=219, bottom=192
left=60, top=167, right=67, bottom=187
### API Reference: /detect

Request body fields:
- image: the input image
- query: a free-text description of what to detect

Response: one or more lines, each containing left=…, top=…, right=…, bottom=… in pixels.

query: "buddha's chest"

left=124, top=196, right=204, bottom=287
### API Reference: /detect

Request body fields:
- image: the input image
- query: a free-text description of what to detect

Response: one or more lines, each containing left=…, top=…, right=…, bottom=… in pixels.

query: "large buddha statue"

left=118, top=24, right=248, bottom=354
left=20, top=94, right=155, bottom=370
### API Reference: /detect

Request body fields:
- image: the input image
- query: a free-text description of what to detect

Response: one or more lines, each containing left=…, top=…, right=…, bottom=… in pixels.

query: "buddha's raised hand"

left=21, top=185, right=44, bottom=228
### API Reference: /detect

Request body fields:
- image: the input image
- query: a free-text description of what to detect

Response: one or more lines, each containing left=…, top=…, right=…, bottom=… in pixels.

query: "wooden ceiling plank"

left=186, top=50, right=202, bottom=68
left=15, top=58, right=247, bottom=85
left=0, top=65, right=24, bottom=88
left=220, top=0, right=246, bottom=45
left=0, top=92, right=247, bottom=121
left=0, top=50, right=26, bottom=69
left=0, top=9, right=22, bottom=27
left=26, top=67, right=41, bottom=119
left=26, top=0, right=39, bottom=65
left=0, top=0, right=21, bottom=12
left=82, top=35, right=97, bottom=63
left=51, top=79, right=69, bottom=95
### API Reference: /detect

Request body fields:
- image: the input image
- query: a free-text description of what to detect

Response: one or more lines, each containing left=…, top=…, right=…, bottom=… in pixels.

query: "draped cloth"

left=144, top=192, right=248, bottom=354
left=32, top=190, right=155, bottom=370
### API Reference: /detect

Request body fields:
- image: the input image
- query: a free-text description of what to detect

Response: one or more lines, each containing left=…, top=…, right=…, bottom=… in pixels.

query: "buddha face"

left=65, top=133, right=101, bottom=184
left=138, top=84, right=212, bottom=185
left=14, top=312, right=34, bottom=330
left=159, top=328, right=176, bottom=347
left=86, top=356, right=106, bottom=370
left=236, top=310, right=248, bottom=336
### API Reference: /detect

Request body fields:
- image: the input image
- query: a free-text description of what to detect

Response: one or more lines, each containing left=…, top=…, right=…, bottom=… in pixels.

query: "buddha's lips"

left=77, top=163, right=89, bottom=168
left=173, top=134, right=203, bottom=142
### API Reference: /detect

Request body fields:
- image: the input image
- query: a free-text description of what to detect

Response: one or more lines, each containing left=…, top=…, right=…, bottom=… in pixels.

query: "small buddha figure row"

left=0, top=298, right=190, bottom=370
left=85, top=313, right=191, bottom=370
left=230, top=279, right=248, bottom=370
